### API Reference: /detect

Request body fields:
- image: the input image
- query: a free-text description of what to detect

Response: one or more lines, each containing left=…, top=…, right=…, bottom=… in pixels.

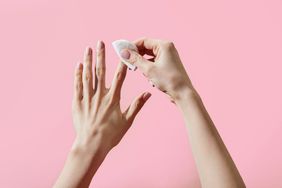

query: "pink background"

left=0, top=0, right=281, bottom=187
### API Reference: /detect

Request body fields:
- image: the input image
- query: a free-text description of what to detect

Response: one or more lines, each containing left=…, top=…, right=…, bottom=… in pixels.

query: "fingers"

left=82, top=47, right=94, bottom=102
left=95, top=40, right=106, bottom=95
left=133, top=37, right=161, bottom=56
left=109, top=61, right=127, bottom=100
left=73, top=62, right=83, bottom=104
left=120, top=49, right=154, bottom=77
left=124, top=92, right=152, bottom=123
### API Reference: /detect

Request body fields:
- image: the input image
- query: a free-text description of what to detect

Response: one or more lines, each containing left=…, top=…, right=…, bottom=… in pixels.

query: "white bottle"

left=112, top=39, right=139, bottom=71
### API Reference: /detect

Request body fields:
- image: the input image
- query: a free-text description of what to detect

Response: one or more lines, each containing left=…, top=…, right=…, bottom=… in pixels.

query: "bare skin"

left=53, top=41, right=151, bottom=188
left=54, top=38, right=246, bottom=188
left=122, top=37, right=246, bottom=188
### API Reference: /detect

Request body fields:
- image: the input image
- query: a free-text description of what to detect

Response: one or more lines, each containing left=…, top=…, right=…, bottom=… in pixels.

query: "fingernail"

left=143, top=92, right=152, bottom=101
left=120, top=49, right=131, bottom=60
left=97, top=40, right=104, bottom=50
left=76, top=62, right=81, bottom=68
left=85, top=46, right=92, bottom=56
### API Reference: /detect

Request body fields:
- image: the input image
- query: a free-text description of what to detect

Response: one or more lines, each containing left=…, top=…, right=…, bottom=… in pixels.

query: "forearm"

left=53, top=136, right=109, bottom=188
left=175, top=87, right=245, bottom=188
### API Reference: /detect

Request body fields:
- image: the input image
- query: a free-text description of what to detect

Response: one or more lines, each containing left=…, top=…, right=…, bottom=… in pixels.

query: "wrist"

left=70, top=133, right=110, bottom=161
left=55, top=135, right=109, bottom=188
left=174, top=85, right=201, bottom=107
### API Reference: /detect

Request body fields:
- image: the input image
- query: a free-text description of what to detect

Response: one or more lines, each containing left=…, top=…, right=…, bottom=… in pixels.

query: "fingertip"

left=76, top=62, right=82, bottom=69
left=75, top=63, right=83, bottom=76
left=142, top=92, right=152, bottom=101
left=84, top=46, right=92, bottom=56
left=96, top=40, right=105, bottom=50
left=120, top=49, right=131, bottom=60
left=84, top=47, right=93, bottom=67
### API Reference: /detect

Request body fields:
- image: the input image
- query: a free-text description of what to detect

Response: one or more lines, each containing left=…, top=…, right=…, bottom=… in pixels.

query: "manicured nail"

left=143, top=92, right=152, bottom=101
left=97, top=40, right=104, bottom=50
left=120, top=49, right=131, bottom=60
left=76, top=62, right=81, bottom=68
left=85, top=46, right=92, bottom=56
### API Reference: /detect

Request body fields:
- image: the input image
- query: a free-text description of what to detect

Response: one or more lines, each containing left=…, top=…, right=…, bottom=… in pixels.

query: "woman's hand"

left=122, top=38, right=246, bottom=188
left=54, top=41, right=151, bottom=188
left=120, top=37, right=195, bottom=103
left=121, top=38, right=245, bottom=188
left=72, top=41, right=151, bottom=154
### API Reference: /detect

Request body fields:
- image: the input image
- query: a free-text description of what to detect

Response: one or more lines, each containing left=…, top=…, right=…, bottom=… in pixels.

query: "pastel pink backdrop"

left=0, top=0, right=281, bottom=187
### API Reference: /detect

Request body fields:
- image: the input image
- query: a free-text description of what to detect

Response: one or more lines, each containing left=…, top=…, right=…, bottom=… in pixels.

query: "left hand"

left=71, top=41, right=151, bottom=154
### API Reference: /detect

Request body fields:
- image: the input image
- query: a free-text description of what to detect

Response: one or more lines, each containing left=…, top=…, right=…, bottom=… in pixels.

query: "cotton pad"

left=112, top=39, right=139, bottom=71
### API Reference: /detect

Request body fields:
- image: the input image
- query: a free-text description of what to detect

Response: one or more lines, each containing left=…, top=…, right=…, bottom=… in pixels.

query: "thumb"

left=121, top=49, right=153, bottom=76
left=124, top=92, right=152, bottom=123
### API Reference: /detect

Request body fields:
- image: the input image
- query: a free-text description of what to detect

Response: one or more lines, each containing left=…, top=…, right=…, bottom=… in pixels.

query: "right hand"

left=120, top=37, right=195, bottom=103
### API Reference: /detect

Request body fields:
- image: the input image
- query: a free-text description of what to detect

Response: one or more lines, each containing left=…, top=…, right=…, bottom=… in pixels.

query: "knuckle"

left=84, top=72, right=92, bottom=82
left=75, top=83, right=80, bottom=91
left=97, top=48, right=104, bottom=58
left=75, top=69, right=82, bottom=77
left=146, top=65, right=154, bottom=76
left=143, top=65, right=155, bottom=77
left=96, top=66, right=105, bottom=77
left=85, top=56, right=91, bottom=63
left=162, top=41, right=175, bottom=49
left=143, top=70, right=149, bottom=77
left=135, top=98, right=142, bottom=109
left=76, top=82, right=82, bottom=91
left=116, top=71, right=124, bottom=81
left=72, top=101, right=80, bottom=112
